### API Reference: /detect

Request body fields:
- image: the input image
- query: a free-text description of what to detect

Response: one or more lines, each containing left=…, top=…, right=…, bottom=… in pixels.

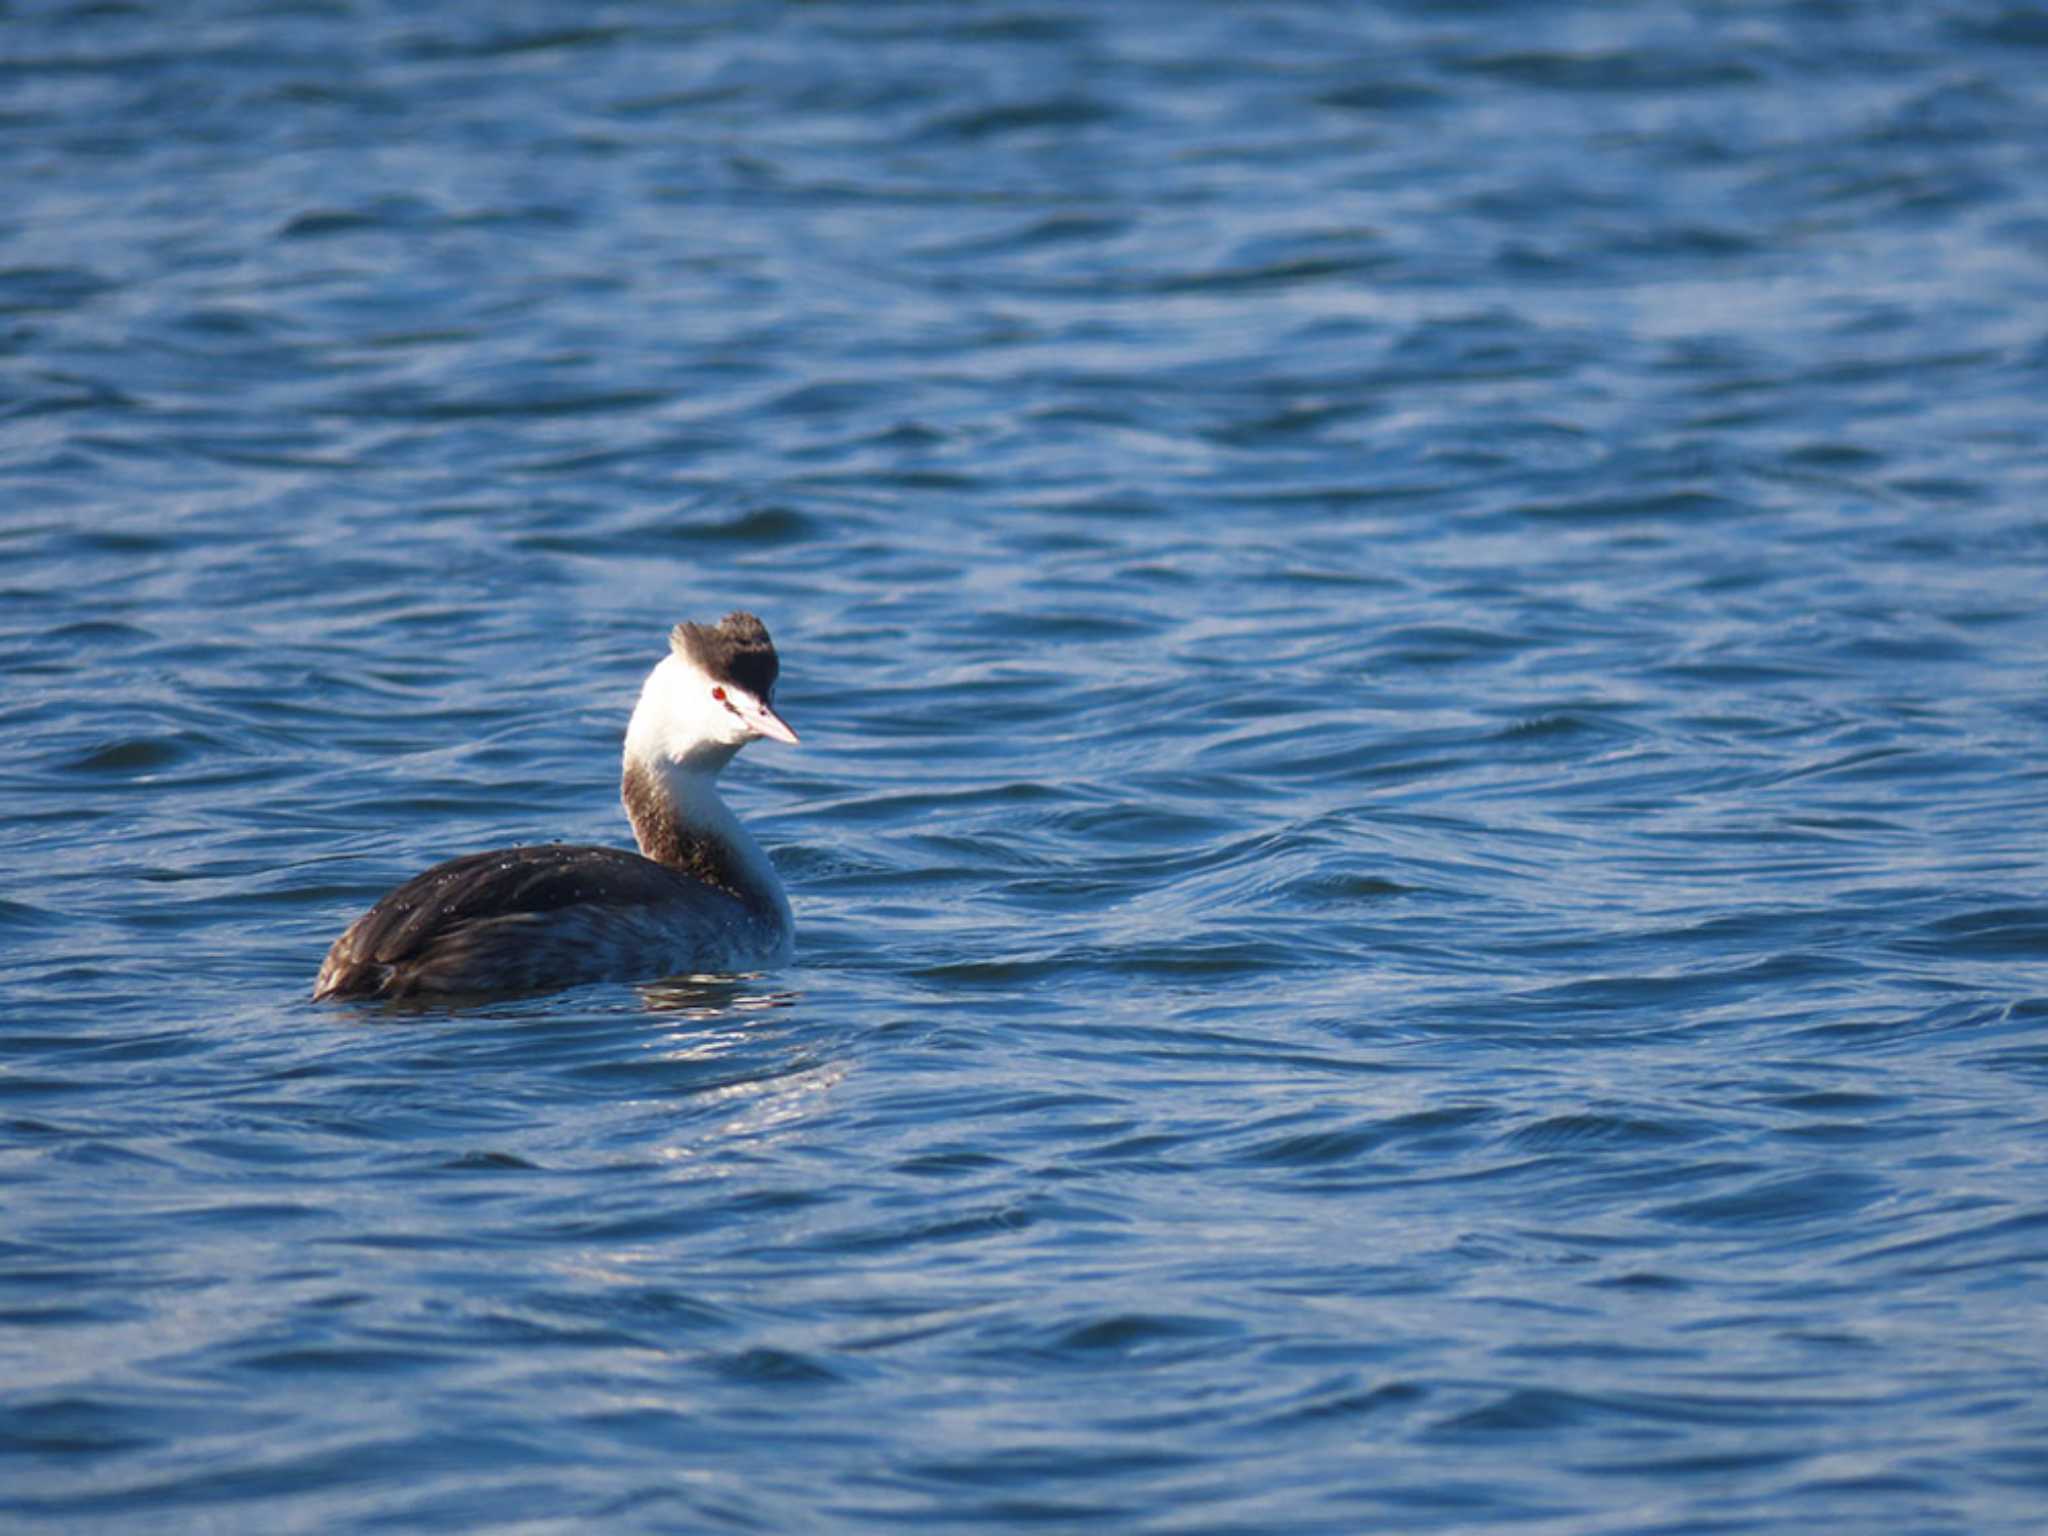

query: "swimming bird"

left=313, top=612, right=798, bottom=999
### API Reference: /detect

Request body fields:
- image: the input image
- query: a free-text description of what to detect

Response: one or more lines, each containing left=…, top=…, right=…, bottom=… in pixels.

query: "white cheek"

left=657, top=675, right=711, bottom=748
left=677, top=679, right=751, bottom=749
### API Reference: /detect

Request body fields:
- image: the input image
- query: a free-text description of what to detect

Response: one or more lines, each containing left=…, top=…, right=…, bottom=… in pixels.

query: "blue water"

left=6, top=2, right=2048, bottom=1530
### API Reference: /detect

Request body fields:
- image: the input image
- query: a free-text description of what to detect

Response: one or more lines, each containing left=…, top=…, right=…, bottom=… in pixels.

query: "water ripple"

left=5, top=0, right=2048, bottom=1531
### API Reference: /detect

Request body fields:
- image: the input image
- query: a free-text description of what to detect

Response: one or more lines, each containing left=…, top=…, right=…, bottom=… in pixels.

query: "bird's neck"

left=619, top=748, right=786, bottom=921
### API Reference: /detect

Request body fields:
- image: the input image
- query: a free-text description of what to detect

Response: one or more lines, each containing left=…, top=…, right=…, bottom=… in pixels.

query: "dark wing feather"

left=315, top=847, right=741, bottom=1003
left=343, top=844, right=701, bottom=963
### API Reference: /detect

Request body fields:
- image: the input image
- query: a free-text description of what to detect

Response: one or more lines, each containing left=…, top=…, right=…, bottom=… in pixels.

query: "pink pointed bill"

left=743, top=694, right=799, bottom=744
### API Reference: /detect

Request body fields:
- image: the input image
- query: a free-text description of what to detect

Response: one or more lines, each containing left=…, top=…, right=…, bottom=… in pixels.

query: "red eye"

left=712, top=686, right=727, bottom=701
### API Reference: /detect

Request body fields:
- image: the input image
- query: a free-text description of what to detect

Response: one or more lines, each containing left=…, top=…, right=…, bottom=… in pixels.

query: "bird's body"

left=314, top=612, right=797, bottom=1000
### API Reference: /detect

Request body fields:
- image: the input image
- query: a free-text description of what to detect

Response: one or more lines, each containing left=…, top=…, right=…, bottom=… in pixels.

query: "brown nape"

left=621, top=758, right=755, bottom=904
left=670, top=611, right=779, bottom=701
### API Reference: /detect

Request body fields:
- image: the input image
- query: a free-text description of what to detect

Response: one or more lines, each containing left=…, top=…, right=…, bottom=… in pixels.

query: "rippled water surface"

left=7, top=2, right=2048, bottom=1530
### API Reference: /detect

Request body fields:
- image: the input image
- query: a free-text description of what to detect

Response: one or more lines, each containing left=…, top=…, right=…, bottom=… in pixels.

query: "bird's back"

left=313, top=844, right=778, bottom=999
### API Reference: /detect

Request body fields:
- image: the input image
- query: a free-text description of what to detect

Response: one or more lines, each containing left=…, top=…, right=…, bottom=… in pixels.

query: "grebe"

left=313, top=612, right=798, bottom=1000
